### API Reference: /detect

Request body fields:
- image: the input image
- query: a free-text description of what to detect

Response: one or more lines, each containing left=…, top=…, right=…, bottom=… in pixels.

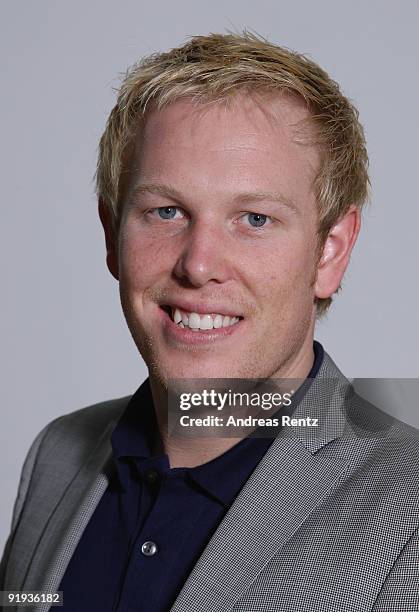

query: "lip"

left=160, top=299, right=242, bottom=318
left=158, top=305, right=244, bottom=345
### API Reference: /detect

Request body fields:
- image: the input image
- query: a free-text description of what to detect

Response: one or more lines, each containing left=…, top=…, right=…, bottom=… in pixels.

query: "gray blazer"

left=1, top=351, right=419, bottom=611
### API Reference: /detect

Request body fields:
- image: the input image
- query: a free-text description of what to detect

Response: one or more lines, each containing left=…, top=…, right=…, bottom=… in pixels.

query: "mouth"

left=160, top=305, right=243, bottom=331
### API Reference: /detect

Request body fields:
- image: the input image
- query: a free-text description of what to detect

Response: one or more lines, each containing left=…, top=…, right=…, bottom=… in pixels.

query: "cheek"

left=251, top=238, right=316, bottom=296
left=118, top=230, right=167, bottom=290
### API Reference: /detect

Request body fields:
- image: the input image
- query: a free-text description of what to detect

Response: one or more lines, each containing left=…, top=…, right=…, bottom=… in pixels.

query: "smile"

left=170, top=307, right=241, bottom=331
left=158, top=304, right=244, bottom=343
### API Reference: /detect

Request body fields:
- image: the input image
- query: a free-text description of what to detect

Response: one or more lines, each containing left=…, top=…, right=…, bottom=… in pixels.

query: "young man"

left=1, top=32, right=418, bottom=612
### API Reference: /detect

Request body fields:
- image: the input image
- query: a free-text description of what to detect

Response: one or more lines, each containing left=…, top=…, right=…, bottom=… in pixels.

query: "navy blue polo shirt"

left=57, top=341, right=324, bottom=612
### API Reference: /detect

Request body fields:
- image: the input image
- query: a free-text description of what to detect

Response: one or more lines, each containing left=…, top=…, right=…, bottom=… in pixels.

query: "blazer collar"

left=20, top=418, right=118, bottom=612
left=23, top=350, right=355, bottom=612
left=170, top=351, right=357, bottom=612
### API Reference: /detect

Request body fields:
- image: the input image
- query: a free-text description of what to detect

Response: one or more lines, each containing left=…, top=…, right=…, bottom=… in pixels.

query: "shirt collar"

left=187, top=339, right=324, bottom=506
left=111, top=341, right=324, bottom=505
left=111, top=379, right=157, bottom=463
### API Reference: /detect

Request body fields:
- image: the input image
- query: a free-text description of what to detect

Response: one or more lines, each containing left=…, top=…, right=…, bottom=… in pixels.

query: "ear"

left=315, top=206, right=361, bottom=299
left=98, top=198, right=119, bottom=281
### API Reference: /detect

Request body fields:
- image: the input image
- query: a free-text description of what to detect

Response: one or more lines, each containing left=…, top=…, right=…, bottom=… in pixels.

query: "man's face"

left=116, top=93, right=321, bottom=383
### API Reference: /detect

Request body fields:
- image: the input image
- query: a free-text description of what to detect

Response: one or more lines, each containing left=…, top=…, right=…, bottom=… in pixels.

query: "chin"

left=145, top=353, right=238, bottom=384
left=161, top=363, right=234, bottom=383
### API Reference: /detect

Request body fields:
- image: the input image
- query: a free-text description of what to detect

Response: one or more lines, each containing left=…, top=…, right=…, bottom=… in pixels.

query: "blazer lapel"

left=171, top=354, right=354, bottom=612
left=19, top=418, right=118, bottom=612
left=15, top=353, right=355, bottom=612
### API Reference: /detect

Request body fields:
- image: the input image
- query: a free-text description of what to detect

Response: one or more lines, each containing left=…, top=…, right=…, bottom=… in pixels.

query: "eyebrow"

left=129, top=182, right=299, bottom=214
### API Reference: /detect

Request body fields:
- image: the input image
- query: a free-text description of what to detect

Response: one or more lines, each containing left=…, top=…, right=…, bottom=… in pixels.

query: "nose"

left=173, top=220, right=231, bottom=287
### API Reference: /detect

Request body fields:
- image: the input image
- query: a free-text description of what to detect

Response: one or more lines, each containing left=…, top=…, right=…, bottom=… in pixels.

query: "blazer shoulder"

left=320, top=350, right=419, bottom=472
left=27, top=393, right=131, bottom=479
left=1, top=394, right=133, bottom=584
left=34, top=394, right=132, bottom=465
left=48, top=394, right=132, bottom=436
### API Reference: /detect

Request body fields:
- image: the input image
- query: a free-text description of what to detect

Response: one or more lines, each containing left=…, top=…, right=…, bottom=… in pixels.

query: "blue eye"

left=157, top=206, right=178, bottom=219
left=247, top=213, right=268, bottom=227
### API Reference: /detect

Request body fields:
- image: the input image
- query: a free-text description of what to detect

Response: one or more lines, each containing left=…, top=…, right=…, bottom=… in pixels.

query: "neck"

left=149, top=338, right=316, bottom=468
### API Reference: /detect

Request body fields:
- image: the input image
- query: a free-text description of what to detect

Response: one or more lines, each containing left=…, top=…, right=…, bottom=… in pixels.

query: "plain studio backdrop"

left=1, top=0, right=418, bottom=550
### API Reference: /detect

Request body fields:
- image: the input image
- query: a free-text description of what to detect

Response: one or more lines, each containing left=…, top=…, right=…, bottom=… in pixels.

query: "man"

left=1, top=32, right=418, bottom=612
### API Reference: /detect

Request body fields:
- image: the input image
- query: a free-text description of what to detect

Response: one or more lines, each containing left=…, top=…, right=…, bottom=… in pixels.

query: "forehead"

left=125, top=92, right=320, bottom=209
left=140, top=91, right=315, bottom=150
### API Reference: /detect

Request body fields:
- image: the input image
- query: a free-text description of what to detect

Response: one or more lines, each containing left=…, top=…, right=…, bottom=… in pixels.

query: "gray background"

left=1, top=0, right=418, bottom=550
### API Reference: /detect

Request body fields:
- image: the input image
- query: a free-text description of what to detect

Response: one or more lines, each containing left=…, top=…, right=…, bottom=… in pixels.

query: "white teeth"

left=188, top=312, right=201, bottom=329
left=213, top=314, right=223, bottom=329
left=170, top=307, right=240, bottom=330
left=199, top=314, right=213, bottom=330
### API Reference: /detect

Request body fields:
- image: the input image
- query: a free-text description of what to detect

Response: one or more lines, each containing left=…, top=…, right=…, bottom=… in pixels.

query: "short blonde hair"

left=96, top=31, right=369, bottom=316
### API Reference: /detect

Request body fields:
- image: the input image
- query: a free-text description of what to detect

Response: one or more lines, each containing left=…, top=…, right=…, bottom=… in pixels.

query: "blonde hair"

left=96, top=31, right=369, bottom=316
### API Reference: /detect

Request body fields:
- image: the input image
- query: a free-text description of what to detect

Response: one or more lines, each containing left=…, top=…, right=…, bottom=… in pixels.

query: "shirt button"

left=144, top=469, right=159, bottom=484
left=141, top=541, right=158, bottom=556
